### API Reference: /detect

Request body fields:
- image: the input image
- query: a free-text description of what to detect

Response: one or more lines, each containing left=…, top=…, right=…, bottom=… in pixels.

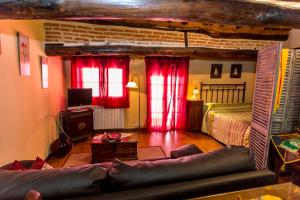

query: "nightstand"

left=186, top=100, right=203, bottom=131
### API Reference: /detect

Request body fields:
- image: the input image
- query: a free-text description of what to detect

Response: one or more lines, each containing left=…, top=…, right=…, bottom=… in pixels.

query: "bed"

left=200, top=82, right=252, bottom=147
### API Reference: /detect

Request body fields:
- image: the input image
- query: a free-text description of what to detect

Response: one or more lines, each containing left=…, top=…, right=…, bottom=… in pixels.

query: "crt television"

left=68, top=88, right=92, bottom=107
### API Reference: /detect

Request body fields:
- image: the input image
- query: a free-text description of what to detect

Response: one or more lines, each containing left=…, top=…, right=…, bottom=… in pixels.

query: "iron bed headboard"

left=200, top=82, right=246, bottom=103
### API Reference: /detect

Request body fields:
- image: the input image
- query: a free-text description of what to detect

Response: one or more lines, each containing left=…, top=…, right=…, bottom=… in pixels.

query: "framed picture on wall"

left=0, top=34, right=2, bottom=55
left=211, top=64, right=222, bottom=78
left=41, top=57, right=49, bottom=88
left=17, top=32, right=30, bottom=76
left=230, top=64, right=242, bottom=78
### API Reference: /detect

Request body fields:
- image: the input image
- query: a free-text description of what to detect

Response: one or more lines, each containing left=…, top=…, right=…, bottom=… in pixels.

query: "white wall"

left=0, top=20, right=66, bottom=165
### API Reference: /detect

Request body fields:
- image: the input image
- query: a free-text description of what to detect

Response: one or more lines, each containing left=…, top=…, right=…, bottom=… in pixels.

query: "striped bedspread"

left=202, top=103, right=252, bottom=147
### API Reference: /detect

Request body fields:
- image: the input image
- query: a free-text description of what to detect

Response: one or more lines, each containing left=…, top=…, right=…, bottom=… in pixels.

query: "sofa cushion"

left=170, top=144, right=202, bottom=158
left=108, top=146, right=255, bottom=190
left=0, top=164, right=106, bottom=200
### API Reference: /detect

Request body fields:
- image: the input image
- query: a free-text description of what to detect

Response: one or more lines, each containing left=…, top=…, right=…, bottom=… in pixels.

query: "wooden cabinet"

left=186, top=100, right=203, bottom=131
left=62, top=109, right=94, bottom=142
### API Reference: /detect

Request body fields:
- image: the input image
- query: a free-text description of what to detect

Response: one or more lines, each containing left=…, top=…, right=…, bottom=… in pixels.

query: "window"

left=81, top=68, right=123, bottom=98
left=149, top=75, right=184, bottom=129
left=150, top=75, right=164, bottom=127
left=71, top=56, right=129, bottom=108
left=145, top=57, right=189, bottom=131
left=166, top=75, right=182, bottom=128
left=82, top=68, right=99, bottom=97
left=108, top=68, right=123, bottom=97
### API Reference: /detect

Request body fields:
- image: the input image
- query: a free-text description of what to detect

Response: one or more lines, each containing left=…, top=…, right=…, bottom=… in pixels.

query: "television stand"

left=69, top=108, right=90, bottom=113
left=62, top=108, right=94, bottom=142
left=68, top=104, right=93, bottom=111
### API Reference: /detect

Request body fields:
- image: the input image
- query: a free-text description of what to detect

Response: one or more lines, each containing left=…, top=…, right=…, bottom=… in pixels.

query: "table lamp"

left=192, top=87, right=199, bottom=100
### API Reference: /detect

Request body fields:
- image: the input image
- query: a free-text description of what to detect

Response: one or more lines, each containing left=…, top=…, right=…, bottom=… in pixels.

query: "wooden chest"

left=90, top=133, right=138, bottom=163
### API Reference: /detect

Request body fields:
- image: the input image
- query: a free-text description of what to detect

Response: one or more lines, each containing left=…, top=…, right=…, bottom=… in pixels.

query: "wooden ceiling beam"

left=0, top=0, right=300, bottom=28
left=76, top=19, right=289, bottom=41
left=45, top=44, right=258, bottom=61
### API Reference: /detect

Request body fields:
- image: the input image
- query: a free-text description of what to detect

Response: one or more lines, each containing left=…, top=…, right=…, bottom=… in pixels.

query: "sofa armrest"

left=0, top=165, right=106, bottom=200
left=170, top=144, right=203, bottom=159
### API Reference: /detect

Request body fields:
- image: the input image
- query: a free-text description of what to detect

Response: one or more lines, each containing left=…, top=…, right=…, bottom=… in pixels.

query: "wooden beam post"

left=45, top=44, right=258, bottom=60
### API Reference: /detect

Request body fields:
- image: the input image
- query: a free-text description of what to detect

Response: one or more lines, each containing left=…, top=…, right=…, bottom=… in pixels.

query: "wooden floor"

left=47, top=131, right=223, bottom=168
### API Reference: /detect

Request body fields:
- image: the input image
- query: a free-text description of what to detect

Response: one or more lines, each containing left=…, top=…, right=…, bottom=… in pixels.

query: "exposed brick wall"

left=44, top=21, right=279, bottom=50
left=188, top=33, right=274, bottom=50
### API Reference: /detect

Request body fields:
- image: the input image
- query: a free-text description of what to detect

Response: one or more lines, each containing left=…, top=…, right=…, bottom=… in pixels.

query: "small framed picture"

left=41, top=57, right=49, bottom=88
left=17, top=32, right=30, bottom=76
left=211, top=64, right=222, bottom=78
left=230, top=64, right=242, bottom=78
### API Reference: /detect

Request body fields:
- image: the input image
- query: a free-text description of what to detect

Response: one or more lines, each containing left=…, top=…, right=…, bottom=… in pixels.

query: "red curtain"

left=145, top=57, right=189, bottom=131
left=71, top=56, right=130, bottom=108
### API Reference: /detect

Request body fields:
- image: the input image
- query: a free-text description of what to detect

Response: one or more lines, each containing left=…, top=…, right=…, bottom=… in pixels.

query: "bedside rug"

left=63, top=146, right=166, bottom=167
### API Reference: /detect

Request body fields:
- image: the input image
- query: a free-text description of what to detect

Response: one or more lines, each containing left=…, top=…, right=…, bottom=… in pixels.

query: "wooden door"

left=250, top=44, right=281, bottom=169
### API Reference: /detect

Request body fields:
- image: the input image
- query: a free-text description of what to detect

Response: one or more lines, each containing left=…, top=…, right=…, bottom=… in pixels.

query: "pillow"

left=9, top=160, right=27, bottom=171
left=0, top=160, right=33, bottom=170
left=170, top=144, right=202, bottom=159
left=109, top=146, right=255, bottom=190
left=30, top=157, right=53, bottom=170
left=0, top=164, right=107, bottom=200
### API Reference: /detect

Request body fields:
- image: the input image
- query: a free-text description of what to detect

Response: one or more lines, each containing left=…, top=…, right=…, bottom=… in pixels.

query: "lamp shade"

left=126, top=81, right=138, bottom=88
left=192, top=87, right=199, bottom=94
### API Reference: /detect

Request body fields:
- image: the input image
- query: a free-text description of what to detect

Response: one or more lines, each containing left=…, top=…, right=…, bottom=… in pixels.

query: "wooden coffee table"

left=90, top=133, right=138, bottom=163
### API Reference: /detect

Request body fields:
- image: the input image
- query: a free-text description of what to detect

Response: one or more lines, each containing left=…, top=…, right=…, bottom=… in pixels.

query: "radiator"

left=93, top=107, right=125, bottom=129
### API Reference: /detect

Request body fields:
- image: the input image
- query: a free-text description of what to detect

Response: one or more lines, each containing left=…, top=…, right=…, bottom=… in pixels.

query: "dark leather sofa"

left=0, top=146, right=276, bottom=200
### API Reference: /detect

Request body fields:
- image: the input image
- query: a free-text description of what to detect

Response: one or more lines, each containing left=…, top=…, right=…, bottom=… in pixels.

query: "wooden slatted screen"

left=271, top=49, right=300, bottom=134
left=250, top=44, right=280, bottom=169
left=285, top=50, right=300, bottom=132
left=271, top=49, right=293, bottom=133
